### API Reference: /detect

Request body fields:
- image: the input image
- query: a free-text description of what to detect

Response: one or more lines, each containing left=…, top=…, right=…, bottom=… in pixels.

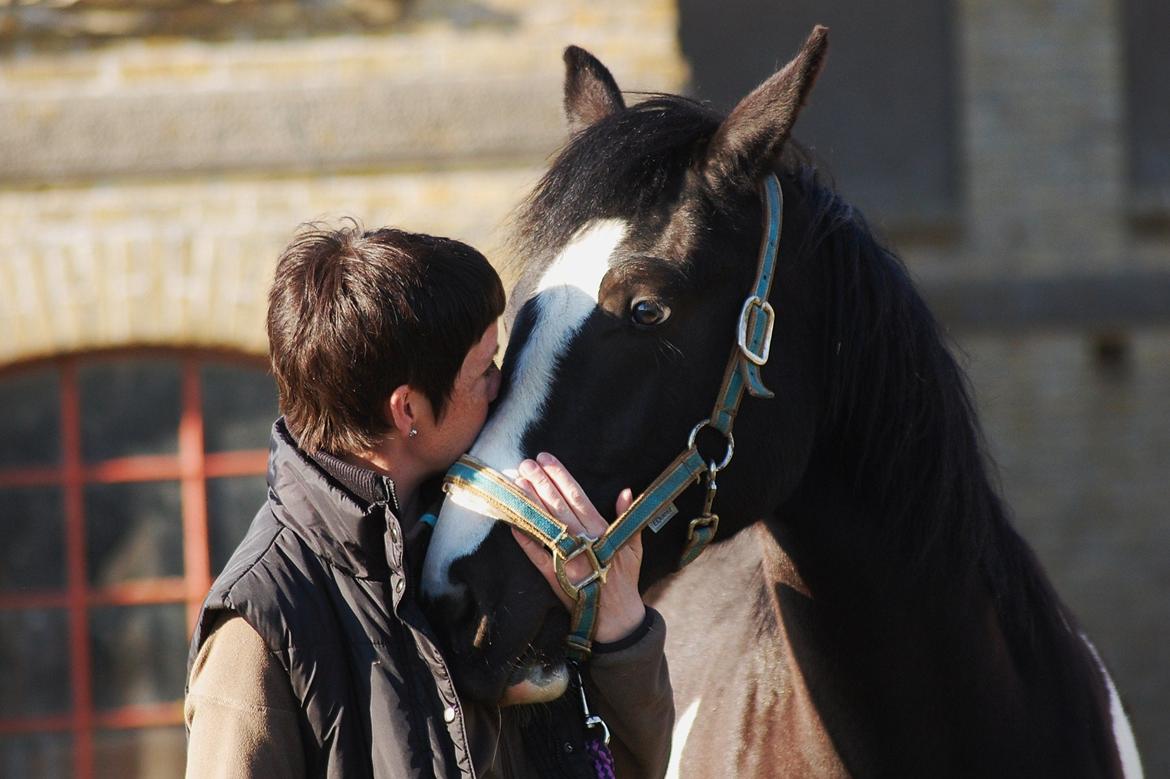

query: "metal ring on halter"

left=687, top=420, right=735, bottom=471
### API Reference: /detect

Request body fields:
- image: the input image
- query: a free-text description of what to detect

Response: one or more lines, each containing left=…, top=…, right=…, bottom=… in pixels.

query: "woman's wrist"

left=594, top=599, right=647, bottom=644
left=593, top=607, right=653, bottom=652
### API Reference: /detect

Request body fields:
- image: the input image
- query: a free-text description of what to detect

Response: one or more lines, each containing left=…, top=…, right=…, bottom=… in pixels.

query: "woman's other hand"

left=511, top=453, right=645, bottom=644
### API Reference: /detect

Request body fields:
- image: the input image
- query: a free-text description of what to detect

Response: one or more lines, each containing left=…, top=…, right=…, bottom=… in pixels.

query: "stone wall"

left=957, top=0, right=1129, bottom=274
left=0, top=0, right=687, bottom=366
left=0, top=168, right=541, bottom=360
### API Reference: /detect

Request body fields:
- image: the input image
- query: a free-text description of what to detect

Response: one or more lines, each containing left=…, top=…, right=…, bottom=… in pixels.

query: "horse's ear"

left=704, top=25, right=829, bottom=188
left=563, top=45, right=626, bottom=134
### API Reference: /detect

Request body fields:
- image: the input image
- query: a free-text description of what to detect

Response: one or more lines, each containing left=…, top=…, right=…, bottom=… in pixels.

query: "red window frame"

left=0, top=351, right=270, bottom=778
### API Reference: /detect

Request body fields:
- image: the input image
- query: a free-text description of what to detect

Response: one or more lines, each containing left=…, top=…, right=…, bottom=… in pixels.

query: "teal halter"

left=442, top=173, right=783, bottom=660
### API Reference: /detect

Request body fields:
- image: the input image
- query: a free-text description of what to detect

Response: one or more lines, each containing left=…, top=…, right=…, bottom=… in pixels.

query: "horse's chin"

left=499, top=661, right=569, bottom=706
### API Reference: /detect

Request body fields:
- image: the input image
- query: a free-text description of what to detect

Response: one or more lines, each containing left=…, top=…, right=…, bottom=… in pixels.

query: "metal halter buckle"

left=687, top=420, right=735, bottom=471
left=686, top=513, right=720, bottom=545
left=553, top=534, right=609, bottom=600
left=736, top=295, right=776, bottom=366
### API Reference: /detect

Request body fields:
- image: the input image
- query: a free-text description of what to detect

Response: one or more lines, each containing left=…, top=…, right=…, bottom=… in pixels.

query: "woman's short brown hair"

left=266, top=222, right=505, bottom=454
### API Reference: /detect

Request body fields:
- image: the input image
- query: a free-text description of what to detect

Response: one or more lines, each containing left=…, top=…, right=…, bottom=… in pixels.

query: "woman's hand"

left=511, top=452, right=645, bottom=644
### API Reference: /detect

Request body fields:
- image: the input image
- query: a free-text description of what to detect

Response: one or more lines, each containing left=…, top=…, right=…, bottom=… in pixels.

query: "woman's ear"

left=386, top=385, right=417, bottom=439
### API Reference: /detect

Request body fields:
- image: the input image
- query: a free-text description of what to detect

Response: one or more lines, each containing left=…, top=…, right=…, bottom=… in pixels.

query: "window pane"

left=0, top=732, right=73, bottom=778
left=80, top=360, right=181, bottom=462
left=201, top=363, right=277, bottom=453
left=0, top=366, right=61, bottom=468
left=89, top=604, right=186, bottom=710
left=207, top=475, right=265, bottom=577
left=0, top=609, right=71, bottom=717
left=94, top=727, right=186, bottom=779
left=0, top=486, right=65, bottom=591
left=85, top=482, right=182, bottom=586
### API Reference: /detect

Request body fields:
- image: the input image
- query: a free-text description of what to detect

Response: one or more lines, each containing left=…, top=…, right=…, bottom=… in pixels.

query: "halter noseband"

left=441, top=173, right=783, bottom=660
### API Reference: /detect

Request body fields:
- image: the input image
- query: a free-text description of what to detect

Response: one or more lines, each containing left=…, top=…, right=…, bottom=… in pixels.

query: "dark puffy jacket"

left=188, top=419, right=473, bottom=778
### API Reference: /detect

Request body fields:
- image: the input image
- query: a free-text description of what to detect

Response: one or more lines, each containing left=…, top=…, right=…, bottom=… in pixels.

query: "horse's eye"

left=631, top=298, right=671, bottom=327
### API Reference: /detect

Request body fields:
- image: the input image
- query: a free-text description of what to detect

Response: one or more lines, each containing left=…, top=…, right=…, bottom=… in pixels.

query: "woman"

left=184, top=224, right=673, bottom=778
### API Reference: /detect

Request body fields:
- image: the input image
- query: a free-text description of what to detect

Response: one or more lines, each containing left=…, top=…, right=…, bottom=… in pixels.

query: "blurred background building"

left=0, top=0, right=1166, bottom=776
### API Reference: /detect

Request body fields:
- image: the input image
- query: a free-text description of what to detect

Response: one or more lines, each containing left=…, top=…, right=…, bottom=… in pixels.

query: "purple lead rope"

left=586, top=737, right=617, bottom=779
left=573, top=665, right=615, bottom=778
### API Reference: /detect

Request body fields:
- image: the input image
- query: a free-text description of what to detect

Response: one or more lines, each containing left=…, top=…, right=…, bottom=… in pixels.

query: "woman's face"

left=416, top=321, right=501, bottom=473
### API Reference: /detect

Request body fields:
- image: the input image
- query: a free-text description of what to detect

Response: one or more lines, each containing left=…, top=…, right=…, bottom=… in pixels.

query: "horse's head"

left=421, top=27, right=830, bottom=704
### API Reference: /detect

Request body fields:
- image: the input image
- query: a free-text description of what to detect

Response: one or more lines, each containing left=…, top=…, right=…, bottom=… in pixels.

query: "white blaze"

left=421, top=220, right=628, bottom=597
left=1081, top=633, right=1144, bottom=778
left=666, top=698, right=701, bottom=779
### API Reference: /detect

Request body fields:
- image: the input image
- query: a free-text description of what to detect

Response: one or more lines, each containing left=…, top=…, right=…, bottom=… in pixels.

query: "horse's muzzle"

left=422, top=524, right=569, bottom=704
left=500, top=660, right=570, bottom=706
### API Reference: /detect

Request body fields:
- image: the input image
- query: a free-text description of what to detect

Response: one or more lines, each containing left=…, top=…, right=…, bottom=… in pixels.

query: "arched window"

left=0, top=352, right=276, bottom=778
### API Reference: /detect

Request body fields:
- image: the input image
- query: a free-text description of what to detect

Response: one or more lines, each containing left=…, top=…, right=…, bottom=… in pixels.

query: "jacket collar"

left=266, top=418, right=403, bottom=580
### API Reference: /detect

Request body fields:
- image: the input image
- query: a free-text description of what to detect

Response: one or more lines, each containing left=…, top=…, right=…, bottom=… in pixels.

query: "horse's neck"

left=766, top=482, right=1019, bottom=699
left=652, top=507, right=1014, bottom=777
left=754, top=513, right=1041, bottom=778
left=763, top=475, right=1124, bottom=776
left=649, top=525, right=850, bottom=778
left=653, top=506, right=1118, bottom=777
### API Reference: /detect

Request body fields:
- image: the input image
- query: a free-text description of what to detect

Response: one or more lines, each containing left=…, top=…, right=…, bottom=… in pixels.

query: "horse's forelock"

left=505, top=95, right=721, bottom=284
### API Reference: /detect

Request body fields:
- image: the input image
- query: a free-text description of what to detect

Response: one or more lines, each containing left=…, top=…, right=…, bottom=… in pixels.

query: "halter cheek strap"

left=441, top=173, right=784, bottom=660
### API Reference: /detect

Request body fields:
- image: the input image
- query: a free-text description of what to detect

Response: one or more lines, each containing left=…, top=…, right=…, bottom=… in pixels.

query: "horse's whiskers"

left=659, top=338, right=685, bottom=363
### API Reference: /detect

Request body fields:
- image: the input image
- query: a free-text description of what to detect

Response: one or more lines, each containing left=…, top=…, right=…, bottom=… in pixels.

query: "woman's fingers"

left=532, top=452, right=609, bottom=536
left=511, top=477, right=574, bottom=608
left=513, top=475, right=594, bottom=602
left=516, top=458, right=584, bottom=533
left=512, top=473, right=648, bottom=641
left=625, top=523, right=644, bottom=563
left=513, top=474, right=543, bottom=506
left=512, top=475, right=557, bottom=522
left=615, top=487, right=634, bottom=517
left=515, top=468, right=584, bottom=536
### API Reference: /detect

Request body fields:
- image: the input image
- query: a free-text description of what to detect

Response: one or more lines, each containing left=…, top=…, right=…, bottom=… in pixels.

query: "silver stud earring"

left=409, top=428, right=418, bottom=439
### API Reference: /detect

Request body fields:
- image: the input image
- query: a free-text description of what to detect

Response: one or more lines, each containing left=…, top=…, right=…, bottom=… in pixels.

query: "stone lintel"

left=0, top=76, right=564, bottom=183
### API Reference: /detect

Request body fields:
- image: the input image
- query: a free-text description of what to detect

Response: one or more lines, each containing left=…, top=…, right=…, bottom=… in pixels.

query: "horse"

left=420, top=27, right=1143, bottom=777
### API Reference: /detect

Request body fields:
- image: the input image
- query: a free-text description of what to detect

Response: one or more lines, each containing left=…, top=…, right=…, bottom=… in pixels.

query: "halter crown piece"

left=442, top=174, right=783, bottom=661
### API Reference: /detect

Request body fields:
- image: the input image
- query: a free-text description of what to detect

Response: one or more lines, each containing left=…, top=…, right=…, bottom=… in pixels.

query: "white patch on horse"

left=666, top=698, right=701, bottom=779
left=421, top=219, right=628, bottom=597
left=1081, top=633, right=1143, bottom=778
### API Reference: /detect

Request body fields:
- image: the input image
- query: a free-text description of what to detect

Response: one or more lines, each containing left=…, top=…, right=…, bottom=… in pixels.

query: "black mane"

left=509, top=95, right=721, bottom=280
left=786, top=169, right=1077, bottom=667
left=514, top=93, right=1075, bottom=666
